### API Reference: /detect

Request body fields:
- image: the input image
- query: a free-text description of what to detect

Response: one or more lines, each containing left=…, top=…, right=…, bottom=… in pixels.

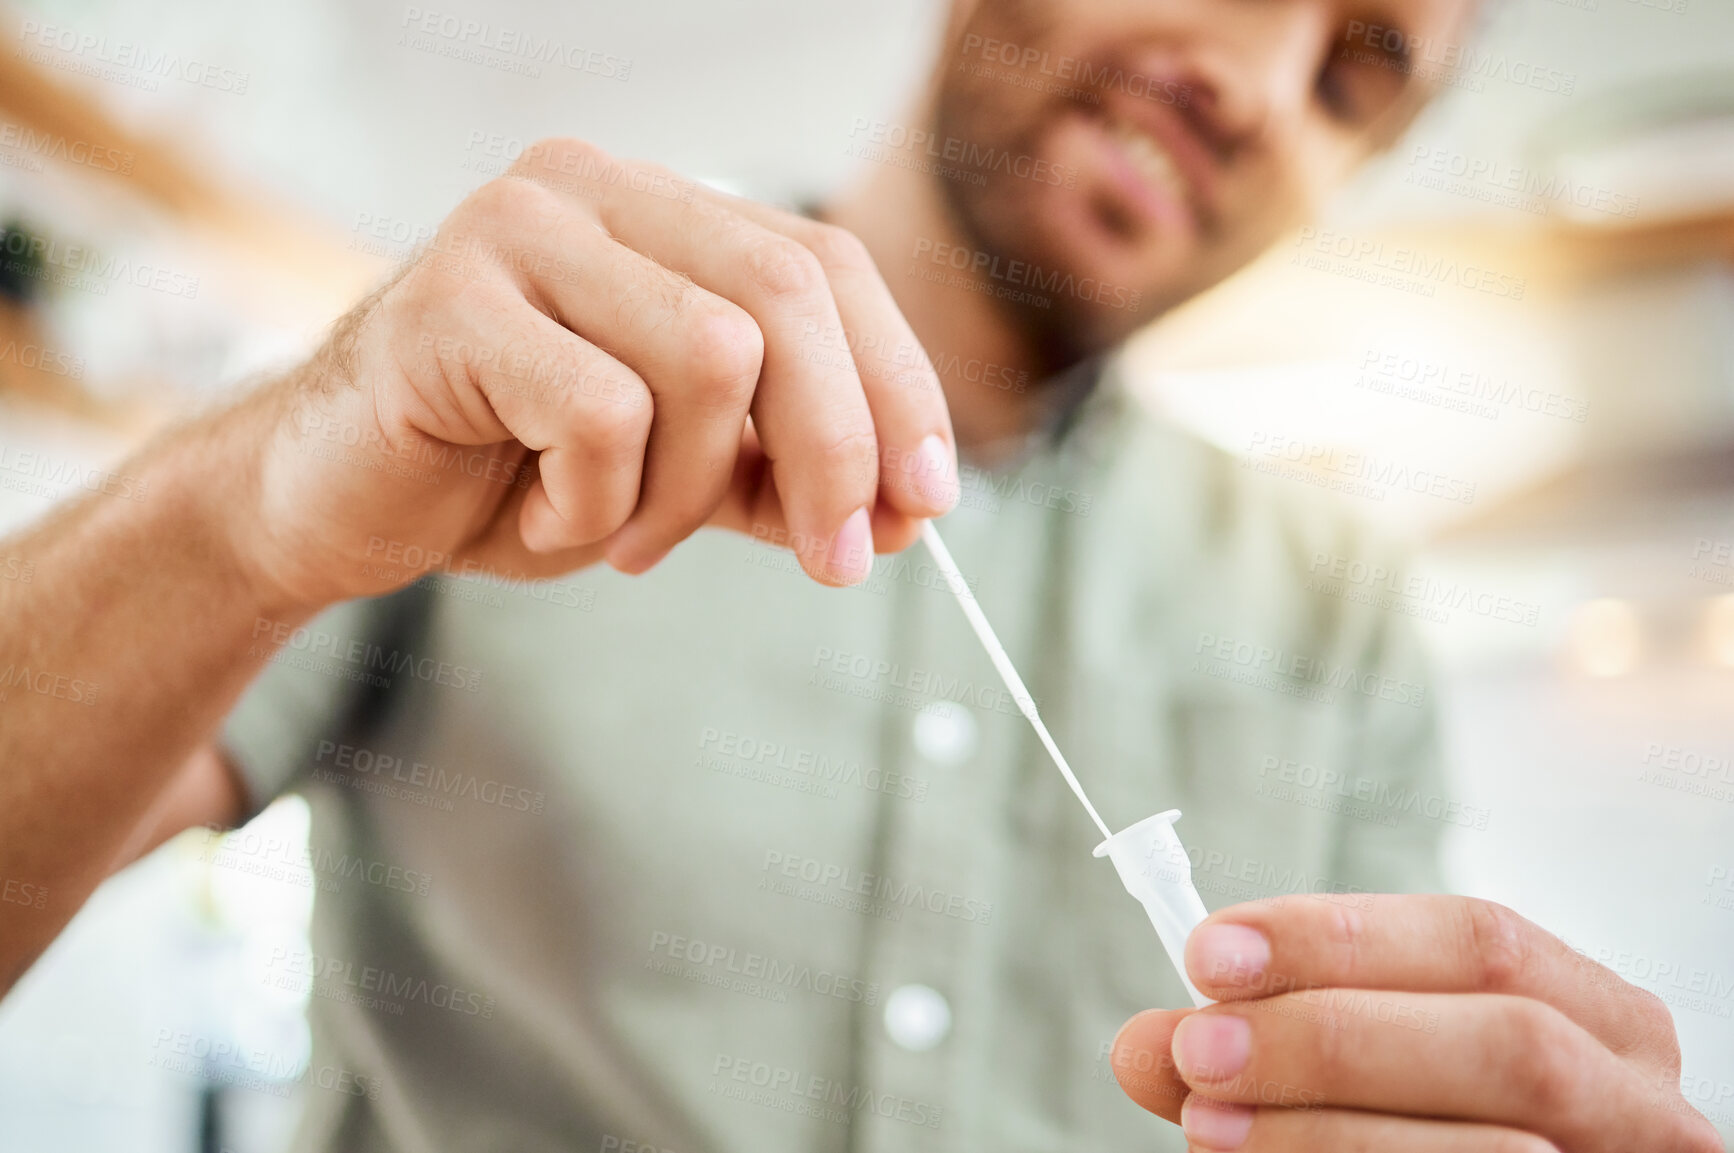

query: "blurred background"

left=0, top=0, right=1729, bottom=1148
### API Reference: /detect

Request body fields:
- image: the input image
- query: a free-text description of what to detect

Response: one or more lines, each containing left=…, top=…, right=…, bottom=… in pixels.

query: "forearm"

left=0, top=393, right=309, bottom=991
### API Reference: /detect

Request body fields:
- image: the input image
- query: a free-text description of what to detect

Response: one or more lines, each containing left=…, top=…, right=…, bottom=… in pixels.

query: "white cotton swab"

left=918, top=519, right=1111, bottom=840
left=919, top=518, right=1214, bottom=1008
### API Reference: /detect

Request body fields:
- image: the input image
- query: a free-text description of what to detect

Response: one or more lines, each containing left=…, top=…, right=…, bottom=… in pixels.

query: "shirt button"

left=883, top=984, right=952, bottom=1052
left=913, top=703, right=978, bottom=767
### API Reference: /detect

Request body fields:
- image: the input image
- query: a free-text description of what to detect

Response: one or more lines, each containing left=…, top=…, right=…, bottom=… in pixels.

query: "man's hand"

left=0, top=138, right=963, bottom=991
left=237, top=137, right=958, bottom=613
left=1108, top=895, right=1722, bottom=1152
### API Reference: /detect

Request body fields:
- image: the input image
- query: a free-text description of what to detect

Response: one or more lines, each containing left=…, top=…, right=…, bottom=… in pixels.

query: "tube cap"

left=1094, top=809, right=1213, bottom=1008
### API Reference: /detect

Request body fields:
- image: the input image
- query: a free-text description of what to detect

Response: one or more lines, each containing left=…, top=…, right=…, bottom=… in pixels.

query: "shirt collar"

left=957, top=348, right=1135, bottom=477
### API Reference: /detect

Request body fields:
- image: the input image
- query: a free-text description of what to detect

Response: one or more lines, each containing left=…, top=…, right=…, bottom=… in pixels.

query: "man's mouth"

left=1081, top=103, right=1210, bottom=242
left=1102, top=111, right=1188, bottom=211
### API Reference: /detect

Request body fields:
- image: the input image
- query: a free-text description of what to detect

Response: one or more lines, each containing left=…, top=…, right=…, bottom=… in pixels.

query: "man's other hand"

left=1108, top=895, right=1723, bottom=1152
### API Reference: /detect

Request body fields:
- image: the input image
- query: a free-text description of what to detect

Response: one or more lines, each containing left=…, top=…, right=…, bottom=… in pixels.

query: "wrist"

left=156, top=389, right=328, bottom=630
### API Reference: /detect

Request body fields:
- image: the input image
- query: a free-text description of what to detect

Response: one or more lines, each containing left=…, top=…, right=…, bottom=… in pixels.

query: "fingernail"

left=1190, top=923, right=1270, bottom=989
left=1180, top=1095, right=1255, bottom=1151
left=912, top=434, right=959, bottom=511
left=827, top=506, right=873, bottom=584
left=1172, top=1014, right=1251, bottom=1084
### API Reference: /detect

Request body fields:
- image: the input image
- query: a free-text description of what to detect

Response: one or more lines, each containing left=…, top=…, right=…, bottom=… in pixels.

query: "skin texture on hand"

left=243, top=137, right=960, bottom=617
left=1109, top=895, right=1723, bottom=1152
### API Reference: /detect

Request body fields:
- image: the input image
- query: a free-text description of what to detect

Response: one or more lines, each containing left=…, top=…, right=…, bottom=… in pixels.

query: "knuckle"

left=1631, top=988, right=1682, bottom=1067
left=820, top=424, right=881, bottom=494
left=744, top=237, right=827, bottom=302
left=511, top=135, right=605, bottom=177
left=683, top=304, right=764, bottom=407
left=1465, top=899, right=1533, bottom=992
left=467, top=176, right=560, bottom=228
left=628, top=157, right=683, bottom=191
left=801, top=223, right=875, bottom=273
left=576, top=381, right=652, bottom=455
left=1496, top=1001, right=1582, bottom=1118
left=1321, top=898, right=1370, bottom=985
left=1302, top=996, right=1353, bottom=1088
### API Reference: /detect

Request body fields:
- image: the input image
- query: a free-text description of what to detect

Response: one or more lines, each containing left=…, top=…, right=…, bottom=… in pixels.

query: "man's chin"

left=962, top=185, right=1183, bottom=341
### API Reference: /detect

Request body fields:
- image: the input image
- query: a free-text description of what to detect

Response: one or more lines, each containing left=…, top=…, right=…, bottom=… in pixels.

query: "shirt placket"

left=844, top=472, right=1061, bottom=1153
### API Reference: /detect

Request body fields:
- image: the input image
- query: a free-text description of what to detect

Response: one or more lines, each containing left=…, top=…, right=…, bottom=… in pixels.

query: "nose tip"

left=1183, top=76, right=1270, bottom=157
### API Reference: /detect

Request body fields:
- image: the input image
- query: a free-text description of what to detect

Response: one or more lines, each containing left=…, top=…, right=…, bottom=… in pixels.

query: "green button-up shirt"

left=224, top=357, right=1445, bottom=1153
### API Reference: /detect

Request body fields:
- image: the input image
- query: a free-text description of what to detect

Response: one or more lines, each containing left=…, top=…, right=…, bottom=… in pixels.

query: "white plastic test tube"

left=918, top=521, right=1213, bottom=1008
left=1092, top=811, right=1213, bottom=1008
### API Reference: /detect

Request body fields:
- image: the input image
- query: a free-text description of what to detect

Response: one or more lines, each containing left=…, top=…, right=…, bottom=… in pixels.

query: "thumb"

left=1110, top=1007, right=1195, bottom=1122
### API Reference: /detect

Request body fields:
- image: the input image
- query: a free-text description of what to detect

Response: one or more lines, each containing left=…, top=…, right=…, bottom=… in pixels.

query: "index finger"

left=1185, top=894, right=1679, bottom=1068
left=709, top=195, right=960, bottom=552
left=594, top=180, right=884, bottom=584
left=570, top=149, right=956, bottom=554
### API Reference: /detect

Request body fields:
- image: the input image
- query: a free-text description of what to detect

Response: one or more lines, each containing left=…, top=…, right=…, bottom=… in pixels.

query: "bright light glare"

left=1702, top=594, right=1734, bottom=668
left=1567, top=598, right=1642, bottom=678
